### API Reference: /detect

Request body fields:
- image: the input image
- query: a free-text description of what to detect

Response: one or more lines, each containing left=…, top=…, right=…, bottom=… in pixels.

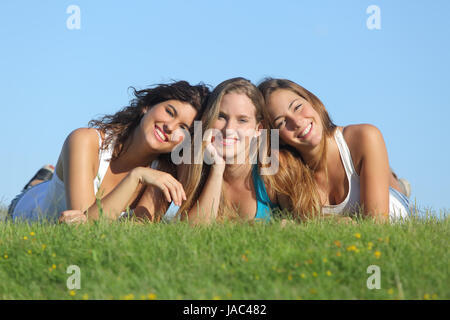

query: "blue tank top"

left=252, top=165, right=278, bottom=221
left=163, top=165, right=278, bottom=222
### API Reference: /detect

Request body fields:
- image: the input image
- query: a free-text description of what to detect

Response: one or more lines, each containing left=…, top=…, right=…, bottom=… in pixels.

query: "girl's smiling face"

left=211, top=92, right=261, bottom=161
left=266, top=89, right=323, bottom=151
left=139, top=99, right=197, bottom=153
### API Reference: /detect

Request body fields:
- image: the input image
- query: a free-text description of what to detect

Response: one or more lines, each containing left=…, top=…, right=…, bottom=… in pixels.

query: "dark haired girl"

left=8, top=81, right=210, bottom=223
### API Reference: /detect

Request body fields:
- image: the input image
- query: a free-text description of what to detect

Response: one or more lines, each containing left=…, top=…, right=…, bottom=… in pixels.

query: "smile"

left=298, top=123, right=313, bottom=139
left=220, top=138, right=239, bottom=146
left=154, top=125, right=168, bottom=142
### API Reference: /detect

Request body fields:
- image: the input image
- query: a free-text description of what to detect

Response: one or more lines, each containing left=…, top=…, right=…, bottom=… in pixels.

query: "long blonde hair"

left=177, top=77, right=268, bottom=221
left=258, top=78, right=337, bottom=220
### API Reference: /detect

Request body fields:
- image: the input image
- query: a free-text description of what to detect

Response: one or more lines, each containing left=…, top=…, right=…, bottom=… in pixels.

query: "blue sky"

left=0, top=0, right=449, bottom=212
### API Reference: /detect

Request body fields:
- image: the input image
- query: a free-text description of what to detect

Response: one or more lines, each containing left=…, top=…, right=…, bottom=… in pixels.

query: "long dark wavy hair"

left=88, top=80, right=211, bottom=161
left=88, top=80, right=210, bottom=219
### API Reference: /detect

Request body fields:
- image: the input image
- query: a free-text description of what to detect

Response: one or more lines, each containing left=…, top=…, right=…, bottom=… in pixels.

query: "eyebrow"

left=218, top=111, right=252, bottom=119
left=169, top=104, right=189, bottom=129
left=272, top=98, right=301, bottom=125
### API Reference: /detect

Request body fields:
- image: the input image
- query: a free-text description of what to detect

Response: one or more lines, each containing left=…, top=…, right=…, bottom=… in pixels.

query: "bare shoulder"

left=56, top=128, right=102, bottom=182
left=341, top=124, right=385, bottom=173
left=342, top=124, right=384, bottom=147
left=61, top=128, right=101, bottom=164
left=66, top=127, right=101, bottom=146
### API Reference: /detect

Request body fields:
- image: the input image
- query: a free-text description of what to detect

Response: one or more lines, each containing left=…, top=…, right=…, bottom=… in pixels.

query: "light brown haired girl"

left=258, top=78, right=411, bottom=223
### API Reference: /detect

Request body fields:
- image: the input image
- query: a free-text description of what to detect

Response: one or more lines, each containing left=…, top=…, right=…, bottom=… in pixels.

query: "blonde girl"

left=165, top=78, right=286, bottom=224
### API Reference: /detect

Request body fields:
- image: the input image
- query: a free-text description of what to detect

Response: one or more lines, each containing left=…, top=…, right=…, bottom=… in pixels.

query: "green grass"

left=0, top=207, right=448, bottom=300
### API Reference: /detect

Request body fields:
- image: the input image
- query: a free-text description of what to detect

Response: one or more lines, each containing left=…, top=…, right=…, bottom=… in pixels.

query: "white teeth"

left=156, top=127, right=166, bottom=141
left=299, top=123, right=312, bottom=138
left=222, top=138, right=237, bottom=145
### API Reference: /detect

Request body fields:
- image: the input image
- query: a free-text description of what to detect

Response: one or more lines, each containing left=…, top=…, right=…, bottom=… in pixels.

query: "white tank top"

left=321, top=129, right=410, bottom=221
left=13, top=130, right=158, bottom=221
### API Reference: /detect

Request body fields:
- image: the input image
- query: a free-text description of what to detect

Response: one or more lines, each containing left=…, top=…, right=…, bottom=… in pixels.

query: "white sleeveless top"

left=321, top=129, right=410, bottom=221
left=12, top=130, right=158, bottom=221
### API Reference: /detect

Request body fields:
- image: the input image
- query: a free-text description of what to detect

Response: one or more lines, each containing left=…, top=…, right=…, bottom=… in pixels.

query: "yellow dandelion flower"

left=27, top=250, right=32, bottom=255
left=336, top=251, right=341, bottom=257
left=4, top=254, right=8, bottom=259
left=30, top=232, right=35, bottom=236
left=288, top=274, right=293, bottom=281
left=23, top=236, right=28, bottom=240
left=367, top=242, right=373, bottom=250
left=300, top=273, right=306, bottom=279
left=374, top=251, right=381, bottom=259
left=241, top=254, right=248, bottom=262
left=212, top=296, right=221, bottom=300
left=354, top=233, right=361, bottom=239
left=69, top=290, right=76, bottom=297
left=140, top=295, right=146, bottom=300
left=52, top=264, right=56, bottom=269
left=312, top=272, right=318, bottom=277
left=326, top=270, right=332, bottom=276
left=423, top=293, right=430, bottom=300
left=431, top=293, right=438, bottom=299
left=82, top=294, right=89, bottom=300
left=388, top=288, right=394, bottom=295
left=322, top=258, right=328, bottom=263
left=52, top=253, right=56, bottom=257
left=148, top=293, right=157, bottom=300
left=334, top=240, right=341, bottom=248
left=41, top=244, right=46, bottom=250
left=122, top=294, right=135, bottom=300
left=346, top=245, right=357, bottom=252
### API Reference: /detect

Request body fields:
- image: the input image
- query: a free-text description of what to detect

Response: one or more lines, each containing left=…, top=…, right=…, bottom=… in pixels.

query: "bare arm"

left=59, top=128, right=185, bottom=222
left=185, top=166, right=225, bottom=225
left=184, top=138, right=226, bottom=225
left=61, top=128, right=143, bottom=221
left=347, top=124, right=390, bottom=222
left=62, top=128, right=99, bottom=213
left=133, top=185, right=167, bottom=222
